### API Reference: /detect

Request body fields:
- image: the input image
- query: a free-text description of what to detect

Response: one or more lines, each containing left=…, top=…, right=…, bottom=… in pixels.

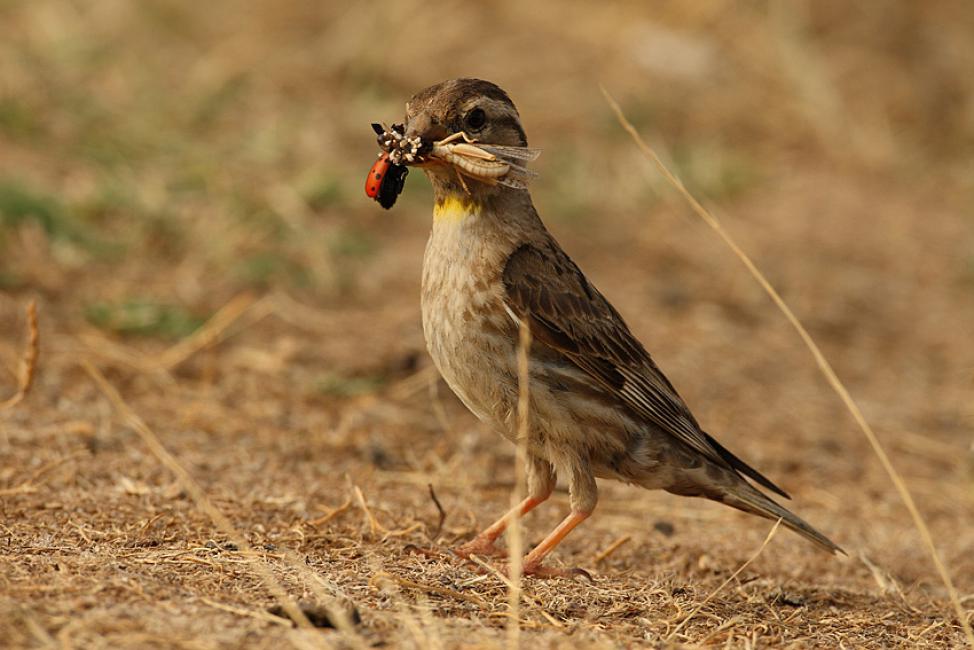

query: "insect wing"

left=476, top=144, right=540, bottom=188
left=496, top=164, right=538, bottom=189
left=376, top=162, right=408, bottom=209
left=493, top=157, right=539, bottom=189
left=477, top=144, right=541, bottom=162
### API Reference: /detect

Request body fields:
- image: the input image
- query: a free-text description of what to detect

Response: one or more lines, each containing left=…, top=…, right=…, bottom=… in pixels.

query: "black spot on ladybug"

left=375, top=173, right=382, bottom=179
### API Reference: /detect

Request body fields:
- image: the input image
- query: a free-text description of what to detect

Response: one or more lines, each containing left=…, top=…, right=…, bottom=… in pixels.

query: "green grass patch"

left=0, top=180, right=74, bottom=238
left=192, top=73, right=251, bottom=129
left=84, top=299, right=206, bottom=340
left=0, top=98, right=44, bottom=139
left=235, top=251, right=310, bottom=288
left=0, top=179, right=123, bottom=258
left=328, top=226, right=376, bottom=258
left=303, top=176, right=344, bottom=211
left=0, top=269, right=24, bottom=290
left=314, top=371, right=385, bottom=397
left=670, top=143, right=762, bottom=200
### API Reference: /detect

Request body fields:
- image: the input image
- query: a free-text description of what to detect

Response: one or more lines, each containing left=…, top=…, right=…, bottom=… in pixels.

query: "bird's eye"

left=464, top=108, right=487, bottom=131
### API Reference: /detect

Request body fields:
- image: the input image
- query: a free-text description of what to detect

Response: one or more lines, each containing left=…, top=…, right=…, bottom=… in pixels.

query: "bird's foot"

left=453, top=536, right=508, bottom=560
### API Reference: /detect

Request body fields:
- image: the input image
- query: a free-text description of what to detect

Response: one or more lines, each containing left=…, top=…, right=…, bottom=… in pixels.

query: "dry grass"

left=0, top=300, right=38, bottom=410
left=2, top=1, right=974, bottom=648
left=604, top=85, right=974, bottom=645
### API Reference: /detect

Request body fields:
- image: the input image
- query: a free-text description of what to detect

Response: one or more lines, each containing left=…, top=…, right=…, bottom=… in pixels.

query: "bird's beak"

left=403, top=113, right=448, bottom=165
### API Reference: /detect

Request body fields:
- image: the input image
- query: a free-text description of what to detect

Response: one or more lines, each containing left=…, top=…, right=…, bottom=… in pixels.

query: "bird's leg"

left=454, top=457, right=554, bottom=559
left=434, top=131, right=477, bottom=146
left=520, top=510, right=591, bottom=576
left=520, top=463, right=597, bottom=579
left=454, top=495, right=545, bottom=559
left=453, top=166, right=472, bottom=195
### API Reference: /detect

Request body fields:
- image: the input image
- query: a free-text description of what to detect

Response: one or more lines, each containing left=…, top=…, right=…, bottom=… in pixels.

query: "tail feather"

left=721, top=483, right=844, bottom=555
left=702, top=430, right=791, bottom=500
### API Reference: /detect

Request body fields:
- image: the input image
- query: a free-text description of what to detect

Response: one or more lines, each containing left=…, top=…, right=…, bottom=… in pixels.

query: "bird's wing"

left=502, top=242, right=789, bottom=498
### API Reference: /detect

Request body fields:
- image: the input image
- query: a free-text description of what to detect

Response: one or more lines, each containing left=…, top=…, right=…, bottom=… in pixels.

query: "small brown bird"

left=386, top=78, right=841, bottom=577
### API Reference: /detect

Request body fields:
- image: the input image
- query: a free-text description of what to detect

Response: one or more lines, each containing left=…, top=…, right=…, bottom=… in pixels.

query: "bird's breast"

left=421, top=207, right=518, bottom=425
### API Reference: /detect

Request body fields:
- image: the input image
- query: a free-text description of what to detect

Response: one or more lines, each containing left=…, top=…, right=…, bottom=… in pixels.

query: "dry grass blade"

left=860, top=552, right=912, bottom=605
left=1, top=300, right=39, bottom=410
left=0, top=451, right=84, bottom=497
left=280, top=549, right=367, bottom=646
left=199, top=598, right=293, bottom=627
left=372, top=571, right=488, bottom=608
left=602, top=85, right=974, bottom=648
left=307, top=499, right=352, bottom=527
left=427, top=483, right=447, bottom=539
left=667, top=518, right=782, bottom=641
left=155, top=293, right=265, bottom=370
left=467, top=555, right=563, bottom=629
left=507, top=320, right=532, bottom=649
left=593, top=535, right=631, bottom=566
left=353, top=484, right=386, bottom=538
left=81, top=361, right=321, bottom=642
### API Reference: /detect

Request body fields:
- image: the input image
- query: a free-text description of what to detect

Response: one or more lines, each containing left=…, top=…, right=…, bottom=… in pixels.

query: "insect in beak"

left=365, top=150, right=409, bottom=209
left=427, top=132, right=542, bottom=191
left=365, top=122, right=542, bottom=206
left=365, top=123, right=409, bottom=209
left=373, top=122, right=423, bottom=165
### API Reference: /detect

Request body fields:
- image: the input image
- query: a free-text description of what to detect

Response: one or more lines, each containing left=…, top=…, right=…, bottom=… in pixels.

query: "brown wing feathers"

left=502, top=243, right=790, bottom=499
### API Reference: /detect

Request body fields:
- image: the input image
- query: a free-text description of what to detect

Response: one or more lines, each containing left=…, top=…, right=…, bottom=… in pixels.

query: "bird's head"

left=404, top=78, right=526, bottom=149
left=397, top=79, right=535, bottom=203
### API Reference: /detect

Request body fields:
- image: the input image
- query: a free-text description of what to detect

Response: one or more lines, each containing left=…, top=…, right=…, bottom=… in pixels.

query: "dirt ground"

left=2, top=1, right=974, bottom=648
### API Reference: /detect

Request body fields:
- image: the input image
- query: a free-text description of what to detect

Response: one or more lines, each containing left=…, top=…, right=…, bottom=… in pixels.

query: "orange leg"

left=521, top=510, right=591, bottom=577
left=454, top=495, right=548, bottom=558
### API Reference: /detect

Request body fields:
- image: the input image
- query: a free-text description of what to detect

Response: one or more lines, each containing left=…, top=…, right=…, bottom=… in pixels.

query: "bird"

left=385, top=78, right=841, bottom=577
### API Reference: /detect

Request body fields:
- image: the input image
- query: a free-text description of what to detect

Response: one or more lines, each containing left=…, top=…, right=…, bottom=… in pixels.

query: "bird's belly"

left=421, top=222, right=519, bottom=429
left=422, top=281, right=637, bottom=464
left=421, top=281, right=517, bottom=427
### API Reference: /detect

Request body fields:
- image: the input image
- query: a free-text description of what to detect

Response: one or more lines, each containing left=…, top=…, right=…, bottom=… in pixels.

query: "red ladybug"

left=365, top=151, right=409, bottom=209
left=365, top=152, right=392, bottom=200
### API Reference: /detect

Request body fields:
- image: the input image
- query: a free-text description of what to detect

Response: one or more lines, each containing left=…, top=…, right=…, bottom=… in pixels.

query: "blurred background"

left=2, top=1, right=973, bottom=310
left=2, top=1, right=973, bottom=647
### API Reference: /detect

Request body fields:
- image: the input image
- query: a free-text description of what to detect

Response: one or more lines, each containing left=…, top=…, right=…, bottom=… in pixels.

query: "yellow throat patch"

left=433, top=196, right=480, bottom=223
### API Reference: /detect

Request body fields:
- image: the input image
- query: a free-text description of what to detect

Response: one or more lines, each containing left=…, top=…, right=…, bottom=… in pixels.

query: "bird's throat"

left=433, top=194, right=481, bottom=223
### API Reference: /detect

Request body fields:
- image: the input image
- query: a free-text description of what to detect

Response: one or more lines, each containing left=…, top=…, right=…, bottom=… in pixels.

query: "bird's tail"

left=719, top=482, right=844, bottom=555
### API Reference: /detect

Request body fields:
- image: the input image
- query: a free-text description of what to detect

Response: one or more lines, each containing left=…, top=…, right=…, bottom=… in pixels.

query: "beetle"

left=365, top=150, right=409, bottom=209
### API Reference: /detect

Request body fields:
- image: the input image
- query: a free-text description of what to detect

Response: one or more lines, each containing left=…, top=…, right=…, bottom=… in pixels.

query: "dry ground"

left=2, top=1, right=974, bottom=648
